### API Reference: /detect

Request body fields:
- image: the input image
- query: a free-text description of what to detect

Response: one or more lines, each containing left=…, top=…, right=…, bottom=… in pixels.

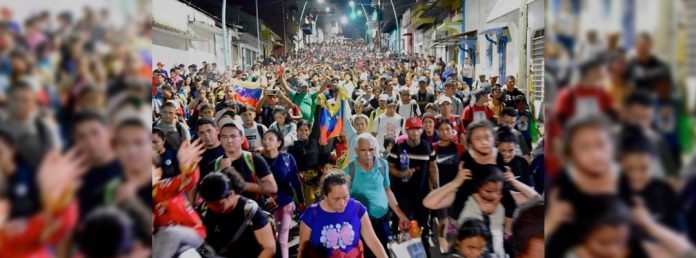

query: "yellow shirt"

left=486, top=101, right=504, bottom=118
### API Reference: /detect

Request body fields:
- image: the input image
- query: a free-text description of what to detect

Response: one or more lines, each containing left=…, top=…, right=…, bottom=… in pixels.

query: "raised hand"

left=152, top=165, right=162, bottom=185
left=177, top=139, right=205, bottom=173
left=37, top=148, right=88, bottom=211
left=503, top=166, right=516, bottom=182
left=631, top=197, right=654, bottom=227
left=455, top=161, right=472, bottom=184
left=545, top=189, right=573, bottom=236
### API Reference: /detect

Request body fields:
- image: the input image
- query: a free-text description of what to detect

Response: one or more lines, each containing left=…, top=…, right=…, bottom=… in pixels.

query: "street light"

left=326, top=7, right=330, bottom=12
left=318, top=0, right=324, bottom=3
left=357, top=10, right=362, bottom=16
left=340, top=16, right=348, bottom=24
left=349, top=1, right=354, bottom=7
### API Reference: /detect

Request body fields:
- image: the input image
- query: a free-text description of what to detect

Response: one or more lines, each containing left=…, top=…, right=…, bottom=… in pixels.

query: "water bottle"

left=399, top=149, right=410, bottom=182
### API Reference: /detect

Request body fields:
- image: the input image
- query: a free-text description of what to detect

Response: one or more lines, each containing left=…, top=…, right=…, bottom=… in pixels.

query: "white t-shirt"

left=372, top=113, right=405, bottom=149
left=342, top=81, right=356, bottom=97
left=397, top=101, right=420, bottom=119
left=243, top=122, right=268, bottom=150
left=461, top=64, right=474, bottom=78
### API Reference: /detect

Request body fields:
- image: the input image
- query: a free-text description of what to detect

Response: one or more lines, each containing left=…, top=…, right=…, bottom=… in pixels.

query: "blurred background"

left=545, top=0, right=696, bottom=257
left=0, top=0, right=152, bottom=257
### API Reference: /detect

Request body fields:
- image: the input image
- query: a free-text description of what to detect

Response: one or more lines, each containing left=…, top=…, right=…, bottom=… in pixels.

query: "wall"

left=9, top=0, right=145, bottom=28
left=152, top=0, right=245, bottom=70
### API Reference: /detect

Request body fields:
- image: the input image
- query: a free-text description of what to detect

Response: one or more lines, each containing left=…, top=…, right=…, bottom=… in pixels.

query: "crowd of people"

left=546, top=18, right=696, bottom=258
left=0, top=4, right=153, bottom=258
left=150, top=39, right=544, bottom=258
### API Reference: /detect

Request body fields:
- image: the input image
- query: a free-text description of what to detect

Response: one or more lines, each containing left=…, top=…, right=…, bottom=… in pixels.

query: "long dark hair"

left=263, top=129, right=285, bottom=151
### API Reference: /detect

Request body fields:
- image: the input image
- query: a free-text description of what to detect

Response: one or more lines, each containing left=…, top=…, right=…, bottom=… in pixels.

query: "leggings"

left=273, top=203, right=295, bottom=258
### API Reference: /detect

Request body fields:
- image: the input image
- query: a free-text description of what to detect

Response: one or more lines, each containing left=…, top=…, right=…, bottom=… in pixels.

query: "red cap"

left=1, top=7, right=12, bottom=16
left=156, top=62, right=164, bottom=67
left=405, top=117, right=423, bottom=130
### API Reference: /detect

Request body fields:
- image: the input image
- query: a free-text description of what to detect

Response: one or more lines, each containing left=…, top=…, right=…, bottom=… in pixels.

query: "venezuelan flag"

left=230, top=79, right=263, bottom=106
left=318, top=89, right=348, bottom=145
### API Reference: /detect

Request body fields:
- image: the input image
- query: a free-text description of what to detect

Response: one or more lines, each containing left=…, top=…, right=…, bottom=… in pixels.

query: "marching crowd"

left=150, top=40, right=544, bottom=258
left=0, top=5, right=153, bottom=258
left=546, top=27, right=696, bottom=258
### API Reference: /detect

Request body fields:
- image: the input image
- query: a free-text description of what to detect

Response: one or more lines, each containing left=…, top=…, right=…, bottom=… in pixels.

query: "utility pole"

left=389, top=0, right=399, bottom=59
left=298, top=0, right=309, bottom=50
left=255, top=0, right=261, bottom=59
left=282, top=0, right=287, bottom=55
left=518, top=0, right=528, bottom=97
left=222, top=0, right=229, bottom=68
left=460, top=0, right=465, bottom=69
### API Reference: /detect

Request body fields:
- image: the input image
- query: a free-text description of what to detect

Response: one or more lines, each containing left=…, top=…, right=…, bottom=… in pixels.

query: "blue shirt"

left=263, top=152, right=305, bottom=207
left=343, top=158, right=390, bottom=219
left=300, top=199, right=367, bottom=256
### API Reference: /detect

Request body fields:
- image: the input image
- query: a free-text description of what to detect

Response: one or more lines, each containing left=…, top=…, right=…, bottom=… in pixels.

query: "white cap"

left=439, top=96, right=452, bottom=104
left=217, top=117, right=245, bottom=137
left=378, top=94, right=389, bottom=101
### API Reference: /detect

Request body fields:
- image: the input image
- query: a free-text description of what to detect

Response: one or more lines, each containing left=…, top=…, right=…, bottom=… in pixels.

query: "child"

left=565, top=199, right=649, bottom=258
left=460, top=89, right=495, bottom=144
left=382, top=137, right=395, bottom=161
left=617, top=125, right=680, bottom=229
left=447, top=219, right=492, bottom=258
left=496, top=126, right=533, bottom=187
left=333, top=135, right=348, bottom=164
left=515, top=111, right=532, bottom=150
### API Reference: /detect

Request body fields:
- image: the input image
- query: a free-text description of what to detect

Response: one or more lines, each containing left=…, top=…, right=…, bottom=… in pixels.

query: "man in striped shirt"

left=387, top=117, right=439, bottom=258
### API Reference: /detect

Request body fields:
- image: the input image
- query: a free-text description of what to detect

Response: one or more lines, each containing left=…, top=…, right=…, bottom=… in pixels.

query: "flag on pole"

left=230, top=79, right=263, bottom=106
left=318, top=89, right=348, bottom=145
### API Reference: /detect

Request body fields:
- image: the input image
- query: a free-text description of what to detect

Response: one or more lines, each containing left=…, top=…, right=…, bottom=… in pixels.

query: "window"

left=531, top=29, right=544, bottom=102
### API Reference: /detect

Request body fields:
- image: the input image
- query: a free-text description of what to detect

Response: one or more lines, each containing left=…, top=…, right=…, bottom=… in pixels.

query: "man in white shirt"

left=397, top=88, right=421, bottom=119
left=461, top=57, right=474, bottom=88
left=372, top=98, right=405, bottom=153
left=472, top=74, right=490, bottom=91
left=239, top=105, right=267, bottom=152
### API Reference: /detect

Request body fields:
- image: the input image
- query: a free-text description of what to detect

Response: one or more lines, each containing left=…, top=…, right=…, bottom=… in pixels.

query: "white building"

left=152, top=0, right=278, bottom=70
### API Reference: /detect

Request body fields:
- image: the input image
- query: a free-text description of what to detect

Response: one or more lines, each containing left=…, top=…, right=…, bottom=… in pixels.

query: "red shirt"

left=0, top=201, right=78, bottom=258
left=547, top=86, right=614, bottom=178
left=460, top=104, right=495, bottom=134
left=335, top=141, right=348, bottom=162
left=153, top=167, right=206, bottom=238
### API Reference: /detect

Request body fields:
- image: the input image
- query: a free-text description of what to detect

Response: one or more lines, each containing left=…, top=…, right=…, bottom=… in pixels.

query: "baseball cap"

left=439, top=96, right=452, bottom=104
left=198, top=172, right=232, bottom=201
left=77, top=207, right=134, bottom=258
left=386, top=98, right=397, bottom=106
left=299, top=80, right=310, bottom=87
left=156, top=62, right=164, bottom=67
left=378, top=94, right=389, bottom=101
left=418, top=77, right=427, bottom=83
left=421, top=112, right=436, bottom=122
left=400, top=88, right=411, bottom=95
left=405, top=117, right=423, bottom=130
left=217, top=117, right=245, bottom=137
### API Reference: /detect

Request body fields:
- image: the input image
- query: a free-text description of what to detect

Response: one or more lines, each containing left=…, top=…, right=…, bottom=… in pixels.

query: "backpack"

left=347, top=158, right=388, bottom=187
left=213, top=151, right=257, bottom=179
left=410, top=102, right=419, bottom=118
left=155, top=119, right=187, bottom=149
left=212, top=152, right=277, bottom=212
